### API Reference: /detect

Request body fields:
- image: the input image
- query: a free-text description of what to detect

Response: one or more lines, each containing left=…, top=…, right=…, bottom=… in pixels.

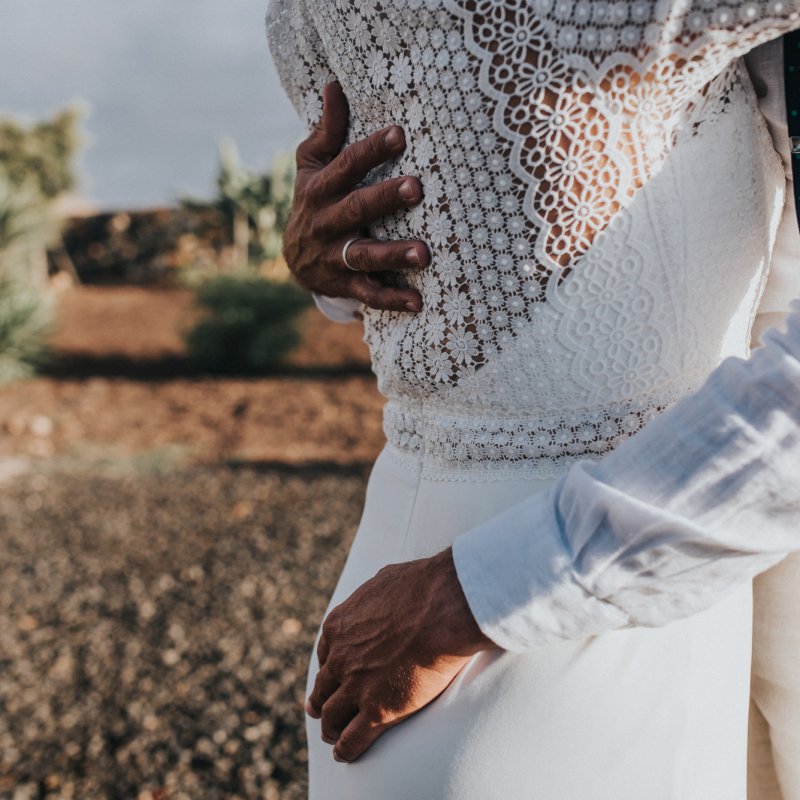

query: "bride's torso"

left=267, top=0, right=787, bottom=478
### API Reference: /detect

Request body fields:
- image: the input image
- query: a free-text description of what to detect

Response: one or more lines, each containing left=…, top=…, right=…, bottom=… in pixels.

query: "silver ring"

left=342, top=237, right=363, bottom=272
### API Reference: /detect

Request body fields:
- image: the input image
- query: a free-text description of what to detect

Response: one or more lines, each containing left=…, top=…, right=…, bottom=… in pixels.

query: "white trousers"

left=746, top=314, right=800, bottom=800
left=307, top=446, right=754, bottom=800
left=748, top=554, right=800, bottom=800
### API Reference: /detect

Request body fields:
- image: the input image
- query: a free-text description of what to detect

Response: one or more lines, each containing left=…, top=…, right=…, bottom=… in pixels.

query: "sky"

left=0, top=0, right=306, bottom=210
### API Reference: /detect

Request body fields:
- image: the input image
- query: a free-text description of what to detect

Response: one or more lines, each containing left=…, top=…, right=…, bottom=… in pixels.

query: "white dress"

left=265, top=2, right=800, bottom=797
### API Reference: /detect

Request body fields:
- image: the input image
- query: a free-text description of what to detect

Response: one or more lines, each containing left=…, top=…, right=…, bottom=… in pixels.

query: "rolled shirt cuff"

left=451, top=482, right=630, bottom=653
left=313, top=293, right=362, bottom=323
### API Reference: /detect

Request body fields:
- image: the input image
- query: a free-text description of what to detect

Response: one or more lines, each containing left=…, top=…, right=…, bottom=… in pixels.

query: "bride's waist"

left=382, top=386, right=696, bottom=481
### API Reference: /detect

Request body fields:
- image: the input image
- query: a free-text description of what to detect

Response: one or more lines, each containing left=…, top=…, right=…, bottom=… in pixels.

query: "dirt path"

left=1, top=286, right=385, bottom=470
left=51, top=285, right=373, bottom=369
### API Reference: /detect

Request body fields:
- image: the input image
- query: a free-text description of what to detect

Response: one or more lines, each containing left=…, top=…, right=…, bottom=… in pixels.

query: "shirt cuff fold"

left=312, top=293, right=362, bottom=323
left=451, top=483, right=630, bottom=653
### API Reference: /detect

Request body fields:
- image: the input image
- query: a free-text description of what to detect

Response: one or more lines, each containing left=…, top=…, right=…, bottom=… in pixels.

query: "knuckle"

left=335, top=735, right=357, bottom=761
left=320, top=705, right=333, bottom=728
left=282, top=248, right=306, bottom=284
left=360, top=690, right=393, bottom=723
left=366, top=132, right=383, bottom=161
left=321, top=724, right=336, bottom=743
left=366, top=249, right=386, bottom=272
left=310, top=211, right=336, bottom=241
left=324, top=655, right=343, bottom=680
left=321, top=725, right=337, bottom=745
left=305, top=171, right=329, bottom=203
left=359, top=701, right=384, bottom=726
left=350, top=283, right=367, bottom=304
left=285, top=202, right=302, bottom=229
left=322, top=611, right=340, bottom=638
left=358, top=286, right=379, bottom=307
left=375, top=563, right=401, bottom=579
left=284, top=218, right=299, bottom=248
left=336, top=145, right=357, bottom=177
left=324, top=606, right=339, bottom=627
left=311, top=671, right=324, bottom=693
left=299, top=173, right=317, bottom=200
left=343, top=192, right=363, bottom=223
left=307, top=216, right=326, bottom=241
left=295, top=138, right=315, bottom=166
left=381, top=180, right=400, bottom=206
left=349, top=244, right=369, bottom=271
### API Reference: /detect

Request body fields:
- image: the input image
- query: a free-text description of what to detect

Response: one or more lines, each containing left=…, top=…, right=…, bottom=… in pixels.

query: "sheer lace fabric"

left=266, top=0, right=798, bottom=478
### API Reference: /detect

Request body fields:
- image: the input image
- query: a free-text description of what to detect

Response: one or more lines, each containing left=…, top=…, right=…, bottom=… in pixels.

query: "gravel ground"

left=0, top=464, right=369, bottom=799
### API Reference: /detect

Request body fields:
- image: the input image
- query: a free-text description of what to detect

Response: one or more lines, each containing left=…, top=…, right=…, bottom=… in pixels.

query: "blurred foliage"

left=185, top=275, right=311, bottom=373
left=0, top=106, right=83, bottom=382
left=0, top=169, right=58, bottom=275
left=0, top=172, right=56, bottom=381
left=0, top=106, right=82, bottom=199
left=0, top=269, right=52, bottom=382
left=183, top=138, right=295, bottom=269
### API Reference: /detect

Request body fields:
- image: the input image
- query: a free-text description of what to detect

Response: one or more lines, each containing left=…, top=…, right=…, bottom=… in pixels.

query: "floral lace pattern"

left=383, top=393, right=676, bottom=479
left=266, top=0, right=796, bottom=475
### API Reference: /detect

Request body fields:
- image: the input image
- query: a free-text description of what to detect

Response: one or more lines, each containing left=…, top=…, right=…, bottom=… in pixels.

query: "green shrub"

left=0, top=273, right=51, bottom=382
left=0, top=106, right=82, bottom=199
left=185, top=275, right=311, bottom=373
left=0, top=106, right=82, bottom=382
left=0, top=170, right=56, bottom=383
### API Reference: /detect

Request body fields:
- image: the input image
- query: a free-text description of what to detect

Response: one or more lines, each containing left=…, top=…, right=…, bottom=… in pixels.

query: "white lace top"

left=266, top=0, right=800, bottom=479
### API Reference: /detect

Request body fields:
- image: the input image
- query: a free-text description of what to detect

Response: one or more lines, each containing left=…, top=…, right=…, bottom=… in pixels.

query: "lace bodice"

left=266, top=0, right=800, bottom=478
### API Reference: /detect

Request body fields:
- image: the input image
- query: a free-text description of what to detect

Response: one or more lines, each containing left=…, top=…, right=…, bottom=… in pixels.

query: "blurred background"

left=0, top=3, right=384, bottom=798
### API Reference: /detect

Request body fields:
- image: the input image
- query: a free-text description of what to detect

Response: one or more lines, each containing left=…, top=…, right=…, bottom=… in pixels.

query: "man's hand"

left=283, top=80, right=430, bottom=312
left=306, top=548, right=499, bottom=763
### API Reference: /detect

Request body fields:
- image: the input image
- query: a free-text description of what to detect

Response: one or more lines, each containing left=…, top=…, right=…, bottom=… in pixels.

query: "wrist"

left=426, top=548, right=501, bottom=655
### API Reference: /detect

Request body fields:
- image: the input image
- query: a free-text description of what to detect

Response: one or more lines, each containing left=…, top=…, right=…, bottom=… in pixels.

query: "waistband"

left=382, top=387, right=694, bottom=481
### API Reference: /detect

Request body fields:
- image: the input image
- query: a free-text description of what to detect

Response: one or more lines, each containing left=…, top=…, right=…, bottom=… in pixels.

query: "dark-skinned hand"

left=283, top=80, right=430, bottom=313
left=306, top=547, right=500, bottom=764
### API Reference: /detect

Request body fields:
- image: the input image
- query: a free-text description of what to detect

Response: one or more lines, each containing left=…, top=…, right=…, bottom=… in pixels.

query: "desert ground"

left=0, top=286, right=385, bottom=799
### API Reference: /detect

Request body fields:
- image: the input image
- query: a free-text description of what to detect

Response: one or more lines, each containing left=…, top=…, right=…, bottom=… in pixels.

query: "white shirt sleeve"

left=453, top=302, right=800, bottom=651
left=452, top=39, right=800, bottom=653
left=312, top=293, right=363, bottom=323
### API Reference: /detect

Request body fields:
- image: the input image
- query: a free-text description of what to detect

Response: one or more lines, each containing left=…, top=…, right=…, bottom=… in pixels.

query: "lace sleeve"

left=267, top=2, right=367, bottom=322
left=441, top=1, right=800, bottom=275
left=532, top=2, right=800, bottom=76
left=266, top=0, right=335, bottom=133
left=265, top=1, right=800, bottom=402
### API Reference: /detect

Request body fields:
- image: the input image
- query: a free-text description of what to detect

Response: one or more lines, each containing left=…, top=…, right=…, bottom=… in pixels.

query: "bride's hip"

left=306, top=444, right=753, bottom=799
left=339, top=443, right=559, bottom=586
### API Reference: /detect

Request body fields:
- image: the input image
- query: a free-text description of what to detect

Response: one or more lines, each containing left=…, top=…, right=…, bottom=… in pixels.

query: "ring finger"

left=335, top=237, right=430, bottom=273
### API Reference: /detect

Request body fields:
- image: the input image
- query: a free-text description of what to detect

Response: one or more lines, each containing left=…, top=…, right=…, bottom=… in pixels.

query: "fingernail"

left=333, top=752, right=346, bottom=763
left=384, top=127, right=403, bottom=148
left=398, top=179, right=416, bottom=200
left=405, top=246, right=420, bottom=265
left=405, top=300, right=421, bottom=312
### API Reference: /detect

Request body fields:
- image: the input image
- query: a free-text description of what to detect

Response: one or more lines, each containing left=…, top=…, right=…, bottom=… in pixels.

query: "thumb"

left=301, top=81, right=350, bottom=168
